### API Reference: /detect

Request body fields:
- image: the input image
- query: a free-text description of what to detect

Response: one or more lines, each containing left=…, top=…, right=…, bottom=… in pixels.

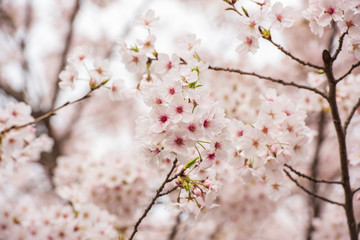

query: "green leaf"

left=241, top=6, right=249, bottom=17
left=185, top=157, right=199, bottom=169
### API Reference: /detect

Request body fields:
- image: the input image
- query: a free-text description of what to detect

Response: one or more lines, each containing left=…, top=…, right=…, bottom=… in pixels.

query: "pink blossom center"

left=207, top=152, right=216, bottom=160
left=155, top=98, right=162, bottom=104
left=167, top=61, right=173, bottom=70
left=159, top=115, right=168, bottom=123
left=11, top=110, right=18, bottom=117
left=325, top=7, right=335, bottom=15
left=169, top=87, right=175, bottom=95
left=262, top=126, right=268, bottom=134
left=132, top=56, right=139, bottom=63
left=203, top=119, right=210, bottom=128
left=214, top=142, right=221, bottom=150
left=174, top=137, right=184, bottom=146
left=188, top=123, right=196, bottom=132
left=176, top=106, right=183, bottom=113
left=111, top=85, right=118, bottom=92
left=249, top=21, right=256, bottom=29
left=237, top=130, right=243, bottom=137
left=276, top=14, right=283, bottom=22
left=245, top=37, right=253, bottom=46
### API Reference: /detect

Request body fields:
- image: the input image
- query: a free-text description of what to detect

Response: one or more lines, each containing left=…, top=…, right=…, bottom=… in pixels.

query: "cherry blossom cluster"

left=224, top=0, right=295, bottom=54
left=54, top=152, right=152, bottom=227
left=118, top=10, right=232, bottom=215
left=304, top=0, right=360, bottom=59
left=0, top=199, right=120, bottom=240
left=58, top=45, right=125, bottom=100
left=230, top=89, right=312, bottom=200
left=0, top=102, right=53, bottom=168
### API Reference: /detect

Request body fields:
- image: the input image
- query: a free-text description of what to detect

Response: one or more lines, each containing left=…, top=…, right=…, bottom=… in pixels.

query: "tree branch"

left=344, top=97, right=360, bottom=135
left=208, top=65, right=327, bottom=99
left=284, top=163, right=341, bottom=185
left=129, top=159, right=179, bottom=240
left=159, top=186, right=179, bottom=197
left=50, top=0, right=81, bottom=109
left=0, top=83, right=105, bottom=137
left=265, top=38, right=323, bottom=70
left=332, top=31, right=347, bottom=61
left=323, top=49, right=358, bottom=239
left=353, top=187, right=360, bottom=195
left=284, top=169, right=344, bottom=206
left=336, top=61, right=360, bottom=83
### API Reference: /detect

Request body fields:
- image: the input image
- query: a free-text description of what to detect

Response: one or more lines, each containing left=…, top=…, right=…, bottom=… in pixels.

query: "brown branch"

left=336, top=61, right=360, bottom=83
left=50, top=0, right=81, bottom=109
left=305, top=111, right=327, bottom=240
left=159, top=186, right=179, bottom=197
left=265, top=38, right=323, bottom=70
left=208, top=65, right=328, bottom=99
left=344, top=97, right=360, bottom=135
left=284, top=169, right=343, bottom=206
left=353, top=187, right=360, bottom=195
left=284, top=163, right=341, bottom=185
left=0, top=83, right=104, bottom=137
left=332, top=31, right=347, bottom=61
left=323, top=49, right=358, bottom=240
left=129, top=159, right=179, bottom=240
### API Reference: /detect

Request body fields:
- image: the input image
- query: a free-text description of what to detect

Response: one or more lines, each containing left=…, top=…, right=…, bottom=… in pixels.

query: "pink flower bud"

left=193, top=187, right=202, bottom=197
left=204, top=179, right=212, bottom=188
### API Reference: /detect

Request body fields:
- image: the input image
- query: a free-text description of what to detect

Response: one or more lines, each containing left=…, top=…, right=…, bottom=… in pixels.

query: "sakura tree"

left=1, top=0, right=360, bottom=239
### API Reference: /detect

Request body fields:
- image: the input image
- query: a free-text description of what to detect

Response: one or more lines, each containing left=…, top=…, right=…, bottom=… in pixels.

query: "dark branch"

left=353, top=187, right=360, bottom=195
left=0, top=83, right=105, bottom=137
left=159, top=186, right=179, bottom=197
left=266, top=38, right=323, bottom=70
left=50, top=0, right=81, bottom=109
left=284, top=169, right=344, bottom=206
left=344, top=97, right=360, bottom=135
left=336, top=61, right=360, bottom=83
left=129, top=159, right=178, bottom=240
left=208, top=65, right=327, bottom=99
left=332, top=31, right=347, bottom=61
left=284, top=164, right=341, bottom=185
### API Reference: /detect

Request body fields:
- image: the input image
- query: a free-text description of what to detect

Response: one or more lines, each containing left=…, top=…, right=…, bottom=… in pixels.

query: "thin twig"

left=159, top=186, right=179, bottom=197
left=332, top=31, right=347, bottom=62
left=305, top=111, right=327, bottom=240
left=0, top=83, right=105, bottom=137
left=50, top=0, right=81, bottom=109
left=344, top=97, right=360, bottom=135
left=284, top=164, right=341, bottom=185
left=167, top=168, right=186, bottom=183
left=129, top=159, right=178, bottom=240
left=353, top=187, right=360, bottom=195
left=336, top=61, right=360, bottom=83
left=266, top=38, right=323, bottom=70
left=208, top=65, right=327, bottom=99
left=284, top=169, right=343, bottom=206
